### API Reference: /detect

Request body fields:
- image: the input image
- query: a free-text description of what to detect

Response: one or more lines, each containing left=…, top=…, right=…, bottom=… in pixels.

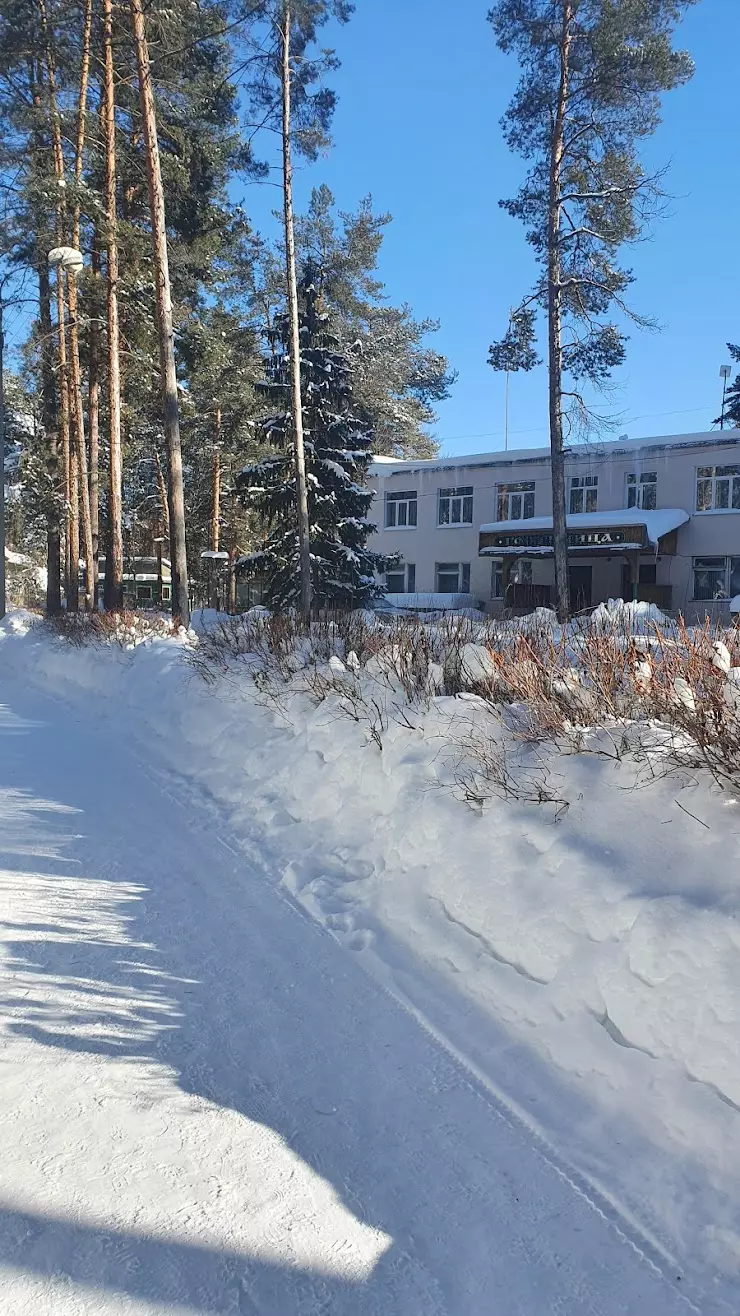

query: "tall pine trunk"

left=130, top=0, right=190, bottom=626
left=103, top=0, right=124, bottom=609
left=55, top=271, right=77, bottom=611
left=280, top=3, right=312, bottom=619
left=209, top=414, right=221, bottom=609
left=88, top=241, right=101, bottom=601
left=37, top=257, right=62, bottom=613
left=37, top=0, right=74, bottom=603
left=68, top=0, right=95, bottom=609
left=546, top=0, right=573, bottom=623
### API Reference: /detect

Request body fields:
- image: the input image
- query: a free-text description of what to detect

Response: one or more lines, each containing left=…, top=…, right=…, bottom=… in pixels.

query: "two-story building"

left=367, top=430, right=740, bottom=619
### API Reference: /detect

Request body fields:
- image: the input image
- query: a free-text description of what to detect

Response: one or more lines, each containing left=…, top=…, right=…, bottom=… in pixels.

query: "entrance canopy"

left=479, top=508, right=689, bottom=557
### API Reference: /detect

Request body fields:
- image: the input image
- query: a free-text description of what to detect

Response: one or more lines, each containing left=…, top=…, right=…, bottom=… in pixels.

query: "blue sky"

left=239, top=0, right=740, bottom=458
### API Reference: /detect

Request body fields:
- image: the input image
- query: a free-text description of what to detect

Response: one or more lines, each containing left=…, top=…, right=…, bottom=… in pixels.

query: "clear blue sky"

left=238, top=0, right=740, bottom=457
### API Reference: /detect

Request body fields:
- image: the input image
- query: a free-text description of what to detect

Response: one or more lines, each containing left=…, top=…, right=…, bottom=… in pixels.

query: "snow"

left=479, top=507, right=690, bottom=547
left=369, top=429, right=740, bottom=478
left=0, top=616, right=738, bottom=1313
left=379, top=592, right=476, bottom=610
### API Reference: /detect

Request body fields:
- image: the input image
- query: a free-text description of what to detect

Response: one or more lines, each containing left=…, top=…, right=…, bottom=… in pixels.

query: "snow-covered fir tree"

left=237, top=270, right=394, bottom=610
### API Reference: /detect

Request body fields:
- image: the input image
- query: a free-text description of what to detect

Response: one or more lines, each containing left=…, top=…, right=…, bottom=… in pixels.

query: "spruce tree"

left=237, top=270, right=391, bottom=610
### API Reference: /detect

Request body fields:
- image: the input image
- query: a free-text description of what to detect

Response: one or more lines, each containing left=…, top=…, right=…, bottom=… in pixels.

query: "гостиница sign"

left=484, top=527, right=645, bottom=550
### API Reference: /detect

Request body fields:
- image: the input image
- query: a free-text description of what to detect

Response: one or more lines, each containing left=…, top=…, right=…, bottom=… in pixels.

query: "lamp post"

left=153, top=535, right=165, bottom=608
left=720, top=364, right=732, bottom=431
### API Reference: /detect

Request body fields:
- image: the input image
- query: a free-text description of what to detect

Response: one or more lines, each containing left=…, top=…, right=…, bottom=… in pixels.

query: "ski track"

left=0, top=679, right=707, bottom=1315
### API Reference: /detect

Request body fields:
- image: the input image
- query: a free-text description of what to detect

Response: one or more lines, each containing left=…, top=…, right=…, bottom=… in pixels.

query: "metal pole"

left=0, top=288, right=6, bottom=620
left=504, top=371, right=510, bottom=452
left=721, top=377, right=727, bottom=430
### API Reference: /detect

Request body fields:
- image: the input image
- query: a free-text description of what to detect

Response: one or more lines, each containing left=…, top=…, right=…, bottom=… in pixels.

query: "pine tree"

left=237, top=271, right=391, bottom=610
left=487, top=0, right=697, bottom=620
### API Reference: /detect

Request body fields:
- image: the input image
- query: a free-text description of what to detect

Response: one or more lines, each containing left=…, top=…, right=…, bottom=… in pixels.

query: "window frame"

left=437, top=485, right=474, bottom=527
left=692, top=556, right=740, bottom=601
left=384, top=489, right=418, bottom=529
left=569, top=474, right=598, bottom=515
left=626, top=471, right=657, bottom=511
left=496, top=481, right=535, bottom=522
left=384, top=562, right=416, bottom=594
left=435, top=561, right=471, bottom=594
left=695, top=465, right=740, bottom=514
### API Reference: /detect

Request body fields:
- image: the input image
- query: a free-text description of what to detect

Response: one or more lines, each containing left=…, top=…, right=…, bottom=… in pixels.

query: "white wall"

left=368, top=431, right=740, bottom=611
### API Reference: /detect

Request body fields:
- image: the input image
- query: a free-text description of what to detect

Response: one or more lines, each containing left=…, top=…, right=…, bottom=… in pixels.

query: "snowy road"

left=0, top=678, right=694, bottom=1315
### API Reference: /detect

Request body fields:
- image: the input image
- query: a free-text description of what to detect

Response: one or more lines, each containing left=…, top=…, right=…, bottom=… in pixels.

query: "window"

left=385, top=490, right=417, bottom=528
left=570, top=474, right=598, bottom=514
left=438, top=486, right=473, bottom=526
left=693, top=557, right=740, bottom=600
left=136, top=584, right=153, bottom=602
left=497, top=481, right=535, bottom=521
left=161, top=584, right=171, bottom=602
left=436, top=562, right=471, bottom=594
left=639, top=563, right=657, bottom=585
left=696, top=466, right=740, bottom=512
left=492, top=560, right=531, bottom=598
left=626, top=472, right=657, bottom=510
left=385, top=563, right=416, bottom=593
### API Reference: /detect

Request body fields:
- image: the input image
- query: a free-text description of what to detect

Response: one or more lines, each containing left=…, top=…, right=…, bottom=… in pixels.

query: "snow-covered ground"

left=0, top=612, right=738, bottom=1313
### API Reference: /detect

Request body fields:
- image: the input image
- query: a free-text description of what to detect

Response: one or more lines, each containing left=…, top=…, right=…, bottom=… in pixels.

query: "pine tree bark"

left=209, top=414, right=221, bottom=609
left=37, top=0, right=73, bottom=602
left=69, top=443, right=80, bottom=611
left=210, top=410, right=221, bottom=553
left=103, top=0, right=124, bottom=609
left=56, top=271, right=77, bottom=611
left=37, top=257, right=62, bottom=613
left=130, top=0, right=190, bottom=626
left=88, top=241, right=101, bottom=601
left=547, top=0, right=573, bottom=623
left=153, top=447, right=170, bottom=541
left=281, top=2, right=312, bottom=619
left=68, top=0, right=95, bottom=609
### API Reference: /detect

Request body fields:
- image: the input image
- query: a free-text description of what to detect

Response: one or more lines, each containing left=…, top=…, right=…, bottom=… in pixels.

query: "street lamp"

left=720, top=365, right=732, bottom=431
left=48, top=246, right=84, bottom=276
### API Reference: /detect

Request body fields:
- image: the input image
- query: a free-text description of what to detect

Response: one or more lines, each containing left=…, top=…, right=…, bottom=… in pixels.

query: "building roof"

left=368, top=430, right=740, bottom=479
left=479, top=508, right=690, bottom=550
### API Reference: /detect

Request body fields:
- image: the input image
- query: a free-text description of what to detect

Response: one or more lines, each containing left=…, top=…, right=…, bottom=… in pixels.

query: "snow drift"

left=2, top=610, right=740, bottom=1310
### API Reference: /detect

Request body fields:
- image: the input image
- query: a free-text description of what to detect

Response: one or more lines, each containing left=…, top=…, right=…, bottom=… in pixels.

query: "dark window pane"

left=696, top=479, right=712, bottom=511
left=451, top=500, right=461, bottom=524
left=407, top=564, right=416, bottom=592
left=408, top=499, right=417, bottom=526
left=397, top=501, right=407, bottom=526
left=461, top=563, right=471, bottom=592
left=627, top=485, right=637, bottom=508
left=523, top=491, right=535, bottom=518
left=511, top=493, right=522, bottom=519
left=729, top=559, right=740, bottom=597
left=639, top=563, right=657, bottom=585
left=642, top=483, right=657, bottom=510
left=716, top=479, right=730, bottom=509
left=386, top=571, right=405, bottom=593
left=733, top=480, right=740, bottom=511
left=463, top=496, right=474, bottom=522
left=438, top=498, right=450, bottom=525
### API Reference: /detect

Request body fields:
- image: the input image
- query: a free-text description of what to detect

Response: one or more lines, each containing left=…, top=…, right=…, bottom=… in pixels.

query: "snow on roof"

left=479, top=508, right=690, bottom=548
left=368, top=430, right=740, bottom=479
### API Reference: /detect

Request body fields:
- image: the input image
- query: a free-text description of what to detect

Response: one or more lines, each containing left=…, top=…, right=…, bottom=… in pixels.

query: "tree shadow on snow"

left=0, top=693, right=727, bottom=1315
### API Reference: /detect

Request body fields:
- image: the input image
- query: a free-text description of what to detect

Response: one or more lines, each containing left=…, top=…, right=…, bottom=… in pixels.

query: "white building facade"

left=367, top=430, right=740, bottom=620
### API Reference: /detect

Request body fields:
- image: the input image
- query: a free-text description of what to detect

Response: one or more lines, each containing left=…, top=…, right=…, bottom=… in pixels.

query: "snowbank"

left=2, top=613, right=740, bottom=1307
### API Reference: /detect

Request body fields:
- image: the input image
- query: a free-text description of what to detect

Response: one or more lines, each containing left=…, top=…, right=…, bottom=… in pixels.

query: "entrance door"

left=569, top=564, right=592, bottom=611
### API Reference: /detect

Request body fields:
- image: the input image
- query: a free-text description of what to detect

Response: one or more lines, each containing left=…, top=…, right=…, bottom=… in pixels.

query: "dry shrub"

left=46, top=610, right=179, bottom=647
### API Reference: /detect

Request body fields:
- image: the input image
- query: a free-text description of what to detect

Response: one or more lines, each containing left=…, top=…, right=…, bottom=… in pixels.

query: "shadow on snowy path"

left=0, top=688, right=708, bottom=1315
left=0, top=1201, right=401, bottom=1313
